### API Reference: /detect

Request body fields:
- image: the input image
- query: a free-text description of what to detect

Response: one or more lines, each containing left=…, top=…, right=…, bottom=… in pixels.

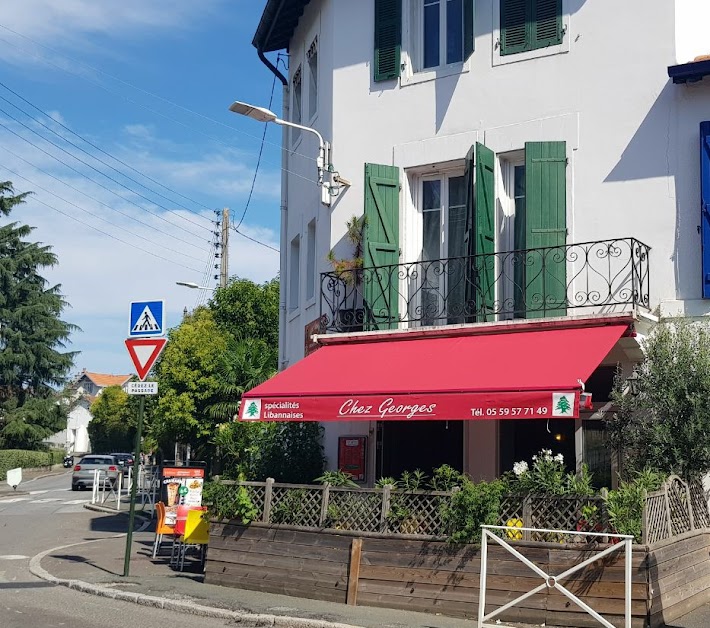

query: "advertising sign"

left=240, top=390, right=581, bottom=421
left=160, top=465, right=205, bottom=525
left=304, top=316, right=324, bottom=357
left=338, top=436, right=367, bottom=483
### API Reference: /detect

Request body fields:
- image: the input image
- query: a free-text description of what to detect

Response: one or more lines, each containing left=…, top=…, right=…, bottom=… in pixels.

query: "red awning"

left=239, top=323, right=629, bottom=422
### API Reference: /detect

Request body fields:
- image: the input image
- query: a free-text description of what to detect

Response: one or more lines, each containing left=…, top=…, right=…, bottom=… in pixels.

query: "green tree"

left=150, top=308, right=228, bottom=461
left=209, top=277, right=279, bottom=347
left=88, top=386, right=136, bottom=453
left=207, top=336, right=277, bottom=422
left=607, top=322, right=710, bottom=480
left=0, top=182, right=77, bottom=405
left=0, top=396, right=67, bottom=450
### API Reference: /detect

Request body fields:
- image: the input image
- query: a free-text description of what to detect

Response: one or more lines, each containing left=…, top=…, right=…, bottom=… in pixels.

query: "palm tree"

left=207, top=336, right=277, bottom=421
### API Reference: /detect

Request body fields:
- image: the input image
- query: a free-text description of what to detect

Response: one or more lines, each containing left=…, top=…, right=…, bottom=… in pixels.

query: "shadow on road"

left=0, top=582, right=56, bottom=589
left=88, top=514, right=130, bottom=533
left=51, top=553, right=120, bottom=576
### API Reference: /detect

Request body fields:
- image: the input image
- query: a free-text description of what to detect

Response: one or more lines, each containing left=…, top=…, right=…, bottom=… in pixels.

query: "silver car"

left=71, top=455, right=120, bottom=491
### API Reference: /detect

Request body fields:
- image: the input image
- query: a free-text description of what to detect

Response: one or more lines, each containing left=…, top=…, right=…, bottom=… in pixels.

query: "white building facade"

left=244, top=0, right=710, bottom=486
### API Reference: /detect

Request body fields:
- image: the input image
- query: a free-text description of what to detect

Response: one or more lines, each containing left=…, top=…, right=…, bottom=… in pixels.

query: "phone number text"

left=470, top=407, right=549, bottom=417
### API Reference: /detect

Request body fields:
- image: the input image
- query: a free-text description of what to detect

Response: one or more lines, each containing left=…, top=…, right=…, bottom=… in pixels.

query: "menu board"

left=160, top=466, right=205, bottom=526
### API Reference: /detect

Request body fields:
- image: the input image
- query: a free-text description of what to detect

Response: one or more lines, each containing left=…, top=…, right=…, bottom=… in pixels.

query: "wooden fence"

left=642, top=475, right=710, bottom=544
left=221, top=475, right=708, bottom=544
left=225, top=479, right=613, bottom=541
left=206, top=522, right=650, bottom=628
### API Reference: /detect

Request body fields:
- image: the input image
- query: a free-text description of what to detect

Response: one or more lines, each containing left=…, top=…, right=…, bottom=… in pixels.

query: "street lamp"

left=626, top=369, right=641, bottom=396
left=176, top=281, right=213, bottom=290
left=228, top=100, right=349, bottom=206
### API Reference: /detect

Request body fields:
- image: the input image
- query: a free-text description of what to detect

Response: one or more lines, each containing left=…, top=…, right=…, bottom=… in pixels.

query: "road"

left=0, top=472, right=234, bottom=628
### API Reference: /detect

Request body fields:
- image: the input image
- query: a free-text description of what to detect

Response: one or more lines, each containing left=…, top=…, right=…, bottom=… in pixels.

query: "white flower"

left=532, top=455, right=537, bottom=461
left=554, top=453, right=564, bottom=464
left=513, top=461, right=529, bottom=476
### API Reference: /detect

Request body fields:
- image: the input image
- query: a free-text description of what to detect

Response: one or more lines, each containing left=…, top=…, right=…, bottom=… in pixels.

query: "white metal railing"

left=90, top=469, right=120, bottom=509
left=478, top=525, right=634, bottom=628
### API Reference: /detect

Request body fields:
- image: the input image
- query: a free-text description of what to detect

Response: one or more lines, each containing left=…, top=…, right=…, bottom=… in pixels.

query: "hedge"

left=0, top=449, right=62, bottom=481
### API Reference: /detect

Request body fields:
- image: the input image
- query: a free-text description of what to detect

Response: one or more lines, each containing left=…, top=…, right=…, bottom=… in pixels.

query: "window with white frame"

left=292, top=66, right=302, bottom=144
left=423, top=0, right=463, bottom=68
left=501, top=156, right=526, bottom=317
left=307, top=38, right=318, bottom=121
left=402, top=0, right=473, bottom=75
left=419, top=172, right=466, bottom=325
left=289, top=234, right=301, bottom=311
left=306, top=219, right=316, bottom=301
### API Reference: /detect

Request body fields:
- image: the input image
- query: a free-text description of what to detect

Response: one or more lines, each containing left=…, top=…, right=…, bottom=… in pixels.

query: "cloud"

left=0, top=110, right=280, bottom=375
left=123, top=124, right=155, bottom=140
left=0, top=0, right=228, bottom=64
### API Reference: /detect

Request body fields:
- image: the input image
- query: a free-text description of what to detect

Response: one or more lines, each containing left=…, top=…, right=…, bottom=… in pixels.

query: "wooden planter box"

left=205, top=521, right=710, bottom=627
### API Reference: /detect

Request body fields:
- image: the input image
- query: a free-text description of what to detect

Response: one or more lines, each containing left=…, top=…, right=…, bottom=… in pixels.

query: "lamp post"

left=176, top=281, right=213, bottom=290
left=626, top=369, right=641, bottom=396
left=228, top=100, right=349, bottom=206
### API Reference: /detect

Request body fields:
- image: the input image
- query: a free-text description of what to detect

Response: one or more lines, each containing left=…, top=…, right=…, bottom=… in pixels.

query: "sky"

left=0, top=0, right=292, bottom=377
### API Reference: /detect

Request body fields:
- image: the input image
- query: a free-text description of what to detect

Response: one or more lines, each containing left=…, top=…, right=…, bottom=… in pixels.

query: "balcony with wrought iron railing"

left=319, top=238, right=651, bottom=333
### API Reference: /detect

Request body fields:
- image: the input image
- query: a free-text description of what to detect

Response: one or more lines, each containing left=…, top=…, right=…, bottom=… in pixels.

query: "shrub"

left=442, top=478, right=508, bottom=544
left=0, top=449, right=56, bottom=481
left=604, top=468, right=665, bottom=542
left=606, top=322, right=710, bottom=480
left=429, top=465, right=466, bottom=491
left=314, top=470, right=359, bottom=487
left=203, top=480, right=259, bottom=523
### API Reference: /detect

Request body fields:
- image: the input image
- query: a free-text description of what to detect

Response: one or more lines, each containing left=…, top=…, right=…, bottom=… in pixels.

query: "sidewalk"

left=0, top=467, right=67, bottom=495
left=31, top=513, right=710, bottom=628
left=34, top=522, right=473, bottom=628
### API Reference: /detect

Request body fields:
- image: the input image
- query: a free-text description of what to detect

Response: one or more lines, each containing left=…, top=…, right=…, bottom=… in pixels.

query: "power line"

left=0, top=144, right=209, bottom=252
left=0, top=30, right=321, bottom=187
left=0, top=104, right=214, bottom=234
left=195, top=239, right=217, bottom=309
left=235, top=71, right=278, bottom=231
left=232, top=227, right=279, bottom=253
left=0, top=24, right=319, bottom=166
left=0, top=84, right=216, bottom=216
left=0, top=162, right=208, bottom=264
left=0, top=165, right=204, bottom=273
left=0, top=117, right=212, bottom=244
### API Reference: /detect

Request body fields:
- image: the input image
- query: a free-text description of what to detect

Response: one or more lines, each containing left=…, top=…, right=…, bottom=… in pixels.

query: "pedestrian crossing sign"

left=129, top=300, right=165, bottom=337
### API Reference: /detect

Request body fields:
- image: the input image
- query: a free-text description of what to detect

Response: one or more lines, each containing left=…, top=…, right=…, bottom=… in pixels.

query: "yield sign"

left=125, top=337, right=167, bottom=381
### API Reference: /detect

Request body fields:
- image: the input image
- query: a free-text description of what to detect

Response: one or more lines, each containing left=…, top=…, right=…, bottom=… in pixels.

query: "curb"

left=83, top=503, right=152, bottom=519
left=29, top=527, right=363, bottom=628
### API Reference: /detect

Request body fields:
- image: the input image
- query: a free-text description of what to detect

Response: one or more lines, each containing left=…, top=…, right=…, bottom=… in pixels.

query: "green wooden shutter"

left=463, top=145, right=476, bottom=322
left=532, top=0, right=562, bottom=49
left=475, top=143, right=496, bottom=321
left=364, top=163, right=400, bottom=329
left=464, top=0, right=475, bottom=60
left=501, top=0, right=527, bottom=56
left=525, top=141, right=567, bottom=318
left=374, top=0, right=401, bottom=82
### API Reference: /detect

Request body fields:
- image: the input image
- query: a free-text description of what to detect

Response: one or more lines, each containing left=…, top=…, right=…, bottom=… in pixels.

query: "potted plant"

left=327, top=215, right=367, bottom=332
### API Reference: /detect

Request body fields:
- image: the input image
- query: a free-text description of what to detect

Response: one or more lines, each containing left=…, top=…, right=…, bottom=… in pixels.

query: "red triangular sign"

left=125, top=337, right=167, bottom=381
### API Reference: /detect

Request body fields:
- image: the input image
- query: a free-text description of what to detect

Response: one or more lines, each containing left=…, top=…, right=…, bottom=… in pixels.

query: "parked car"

left=110, top=452, right=135, bottom=468
left=71, top=455, right=119, bottom=491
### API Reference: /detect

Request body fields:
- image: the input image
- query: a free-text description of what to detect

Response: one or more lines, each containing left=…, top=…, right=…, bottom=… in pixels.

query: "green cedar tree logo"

left=246, top=401, right=259, bottom=418
left=555, top=395, right=572, bottom=415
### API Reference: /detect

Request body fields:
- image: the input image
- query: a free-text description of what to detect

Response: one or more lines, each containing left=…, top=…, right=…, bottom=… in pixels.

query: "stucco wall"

left=278, top=0, right=710, bottom=475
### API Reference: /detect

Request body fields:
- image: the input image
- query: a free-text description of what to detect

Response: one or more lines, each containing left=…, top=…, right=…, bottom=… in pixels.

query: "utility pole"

left=220, top=207, right=229, bottom=288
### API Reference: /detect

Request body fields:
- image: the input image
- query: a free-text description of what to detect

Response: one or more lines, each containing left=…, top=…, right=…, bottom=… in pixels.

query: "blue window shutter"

left=702, top=122, right=710, bottom=298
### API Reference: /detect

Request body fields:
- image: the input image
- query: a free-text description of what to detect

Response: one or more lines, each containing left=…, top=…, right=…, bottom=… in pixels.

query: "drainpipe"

left=256, top=45, right=288, bottom=370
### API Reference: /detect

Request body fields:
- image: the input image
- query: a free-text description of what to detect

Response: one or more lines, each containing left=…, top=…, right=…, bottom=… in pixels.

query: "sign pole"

left=123, top=394, right=145, bottom=577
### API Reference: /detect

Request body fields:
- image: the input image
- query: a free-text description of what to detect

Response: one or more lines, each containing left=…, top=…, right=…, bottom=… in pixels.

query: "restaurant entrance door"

left=376, top=420, right=464, bottom=480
